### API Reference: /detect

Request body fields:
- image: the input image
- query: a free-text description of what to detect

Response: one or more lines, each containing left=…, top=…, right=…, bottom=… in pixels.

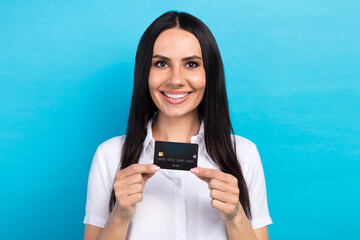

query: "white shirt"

left=83, top=120, right=272, bottom=239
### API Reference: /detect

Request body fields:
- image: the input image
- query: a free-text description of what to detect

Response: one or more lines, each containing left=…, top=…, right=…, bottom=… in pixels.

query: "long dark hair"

left=109, top=11, right=252, bottom=219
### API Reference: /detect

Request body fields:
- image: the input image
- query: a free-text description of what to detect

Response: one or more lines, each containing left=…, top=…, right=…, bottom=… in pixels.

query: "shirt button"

left=175, top=180, right=181, bottom=187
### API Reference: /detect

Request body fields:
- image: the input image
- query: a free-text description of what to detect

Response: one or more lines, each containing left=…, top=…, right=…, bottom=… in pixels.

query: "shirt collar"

left=142, top=119, right=155, bottom=155
left=142, top=118, right=205, bottom=156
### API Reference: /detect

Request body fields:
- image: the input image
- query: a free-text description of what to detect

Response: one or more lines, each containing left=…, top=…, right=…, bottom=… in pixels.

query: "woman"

left=84, top=11, right=272, bottom=240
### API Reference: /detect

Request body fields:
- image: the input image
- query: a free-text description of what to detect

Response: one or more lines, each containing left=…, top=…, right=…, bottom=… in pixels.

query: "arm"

left=84, top=224, right=102, bottom=240
left=224, top=206, right=268, bottom=240
left=83, top=203, right=130, bottom=240
left=190, top=167, right=269, bottom=240
left=96, top=203, right=131, bottom=240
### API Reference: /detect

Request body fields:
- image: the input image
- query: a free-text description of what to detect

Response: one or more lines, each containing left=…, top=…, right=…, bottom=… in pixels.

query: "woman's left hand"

left=191, top=167, right=241, bottom=221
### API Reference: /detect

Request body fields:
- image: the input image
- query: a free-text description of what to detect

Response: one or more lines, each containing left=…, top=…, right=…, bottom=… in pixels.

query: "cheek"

left=148, top=74, right=157, bottom=105
left=190, top=71, right=206, bottom=92
left=148, top=69, right=166, bottom=90
left=148, top=70, right=155, bottom=90
left=148, top=71, right=159, bottom=96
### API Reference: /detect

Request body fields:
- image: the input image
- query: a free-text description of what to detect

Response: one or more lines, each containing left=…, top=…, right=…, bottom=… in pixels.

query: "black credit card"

left=154, top=141, right=198, bottom=171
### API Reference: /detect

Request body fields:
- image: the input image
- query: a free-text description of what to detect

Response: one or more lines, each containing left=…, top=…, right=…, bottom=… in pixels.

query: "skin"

left=148, top=28, right=206, bottom=125
left=84, top=28, right=269, bottom=240
left=190, top=167, right=269, bottom=240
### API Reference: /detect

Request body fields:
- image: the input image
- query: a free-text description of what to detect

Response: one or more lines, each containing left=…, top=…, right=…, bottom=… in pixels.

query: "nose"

left=167, top=64, right=185, bottom=87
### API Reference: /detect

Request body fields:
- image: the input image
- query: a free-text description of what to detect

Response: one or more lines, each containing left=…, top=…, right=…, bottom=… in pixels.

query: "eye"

left=186, top=61, right=198, bottom=68
left=155, top=61, right=168, bottom=68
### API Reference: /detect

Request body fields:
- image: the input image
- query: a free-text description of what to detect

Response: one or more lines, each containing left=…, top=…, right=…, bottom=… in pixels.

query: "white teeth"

left=164, top=92, right=189, bottom=99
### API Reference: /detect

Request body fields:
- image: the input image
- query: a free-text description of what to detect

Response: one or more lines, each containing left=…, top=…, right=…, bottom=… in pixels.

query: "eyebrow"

left=152, top=54, right=202, bottom=61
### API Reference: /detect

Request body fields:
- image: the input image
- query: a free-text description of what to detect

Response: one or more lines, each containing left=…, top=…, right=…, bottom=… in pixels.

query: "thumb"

left=142, top=165, right=159, bottom=183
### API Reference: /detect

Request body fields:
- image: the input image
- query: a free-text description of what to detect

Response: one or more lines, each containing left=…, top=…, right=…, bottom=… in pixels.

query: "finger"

left=120, top=173, right=144, bottom=186
left=113, top=174, right=142, bottom=191
left=142, top=172, right=157, bottom=183
left=116, top=193, right=143, bottom=209
left=190, top=167, right=235, bottom=183
left=210, top=189, right=239, bottom=205
left=127, top=192, right=143, bottom=204
left=211, top=199, right=239, bottom=218
left=209, top=178, right=239, bottom=195
left=192, top=174, right=211, bottom=183
left=117, top=183, right=144, bottom=196
left=123, top=183, right=144, bottom=196
left=117, top=164, right=160, bottom=179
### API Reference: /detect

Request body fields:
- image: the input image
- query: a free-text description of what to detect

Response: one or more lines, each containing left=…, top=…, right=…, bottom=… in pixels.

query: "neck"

left=152, top=111, right=201, bottom=143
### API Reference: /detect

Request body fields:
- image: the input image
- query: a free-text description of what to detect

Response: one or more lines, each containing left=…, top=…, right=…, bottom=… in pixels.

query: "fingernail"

left=152, top=165, right=160, bottom=171
left=190, top=168, right=199, bottom=174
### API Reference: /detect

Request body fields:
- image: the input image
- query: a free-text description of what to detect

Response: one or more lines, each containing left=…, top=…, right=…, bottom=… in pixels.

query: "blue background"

left=1, top=0, right=359, bottom=239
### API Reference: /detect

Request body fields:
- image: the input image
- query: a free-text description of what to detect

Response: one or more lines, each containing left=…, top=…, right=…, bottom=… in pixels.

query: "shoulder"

left=232, top=135, right=258, bottom=158
left=231, top=135, right=260, bottom=172
left=93, top=135, right=126, bottom=171
left=96, top=135, right=126, bottom=154
left=232, top=135, right=257, bottom=151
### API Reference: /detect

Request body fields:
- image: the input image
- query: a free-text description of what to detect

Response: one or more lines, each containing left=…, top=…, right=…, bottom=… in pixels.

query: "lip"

left=161, top=90, right=192, bottom=94
left=160, top=90, right=192, bottom=105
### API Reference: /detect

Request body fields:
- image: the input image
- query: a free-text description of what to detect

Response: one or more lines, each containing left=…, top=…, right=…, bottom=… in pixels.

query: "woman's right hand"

left=113, top=164, right=160, bottom=221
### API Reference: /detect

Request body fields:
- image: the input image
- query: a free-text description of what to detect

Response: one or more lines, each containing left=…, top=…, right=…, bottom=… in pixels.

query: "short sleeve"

left=246, top=144, right=273, bottom=229
left=83, top=146, right=112, bottom=228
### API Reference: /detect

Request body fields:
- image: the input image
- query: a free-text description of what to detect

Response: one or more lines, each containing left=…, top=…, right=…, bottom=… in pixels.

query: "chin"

left=159, top=107, right=198, bottom=119
left=163, top=111, right=187, bottom=118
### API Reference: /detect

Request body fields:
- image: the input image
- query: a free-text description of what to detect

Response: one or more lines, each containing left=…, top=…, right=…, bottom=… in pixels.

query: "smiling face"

left=148, top=28, right=206, bottom=119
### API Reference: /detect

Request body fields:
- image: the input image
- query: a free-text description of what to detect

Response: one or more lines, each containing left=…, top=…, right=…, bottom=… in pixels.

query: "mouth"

left=160, top=91, right=192, bottom=104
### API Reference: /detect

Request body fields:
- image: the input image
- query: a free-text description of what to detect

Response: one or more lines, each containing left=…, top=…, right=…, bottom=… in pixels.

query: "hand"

left=113, top=164, right=160, bottom=221
left=191, top=167, right=241, bottom=221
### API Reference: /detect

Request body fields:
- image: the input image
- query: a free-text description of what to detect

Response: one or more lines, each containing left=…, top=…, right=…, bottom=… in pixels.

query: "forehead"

left=153, top=28, right=202, bottom=57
